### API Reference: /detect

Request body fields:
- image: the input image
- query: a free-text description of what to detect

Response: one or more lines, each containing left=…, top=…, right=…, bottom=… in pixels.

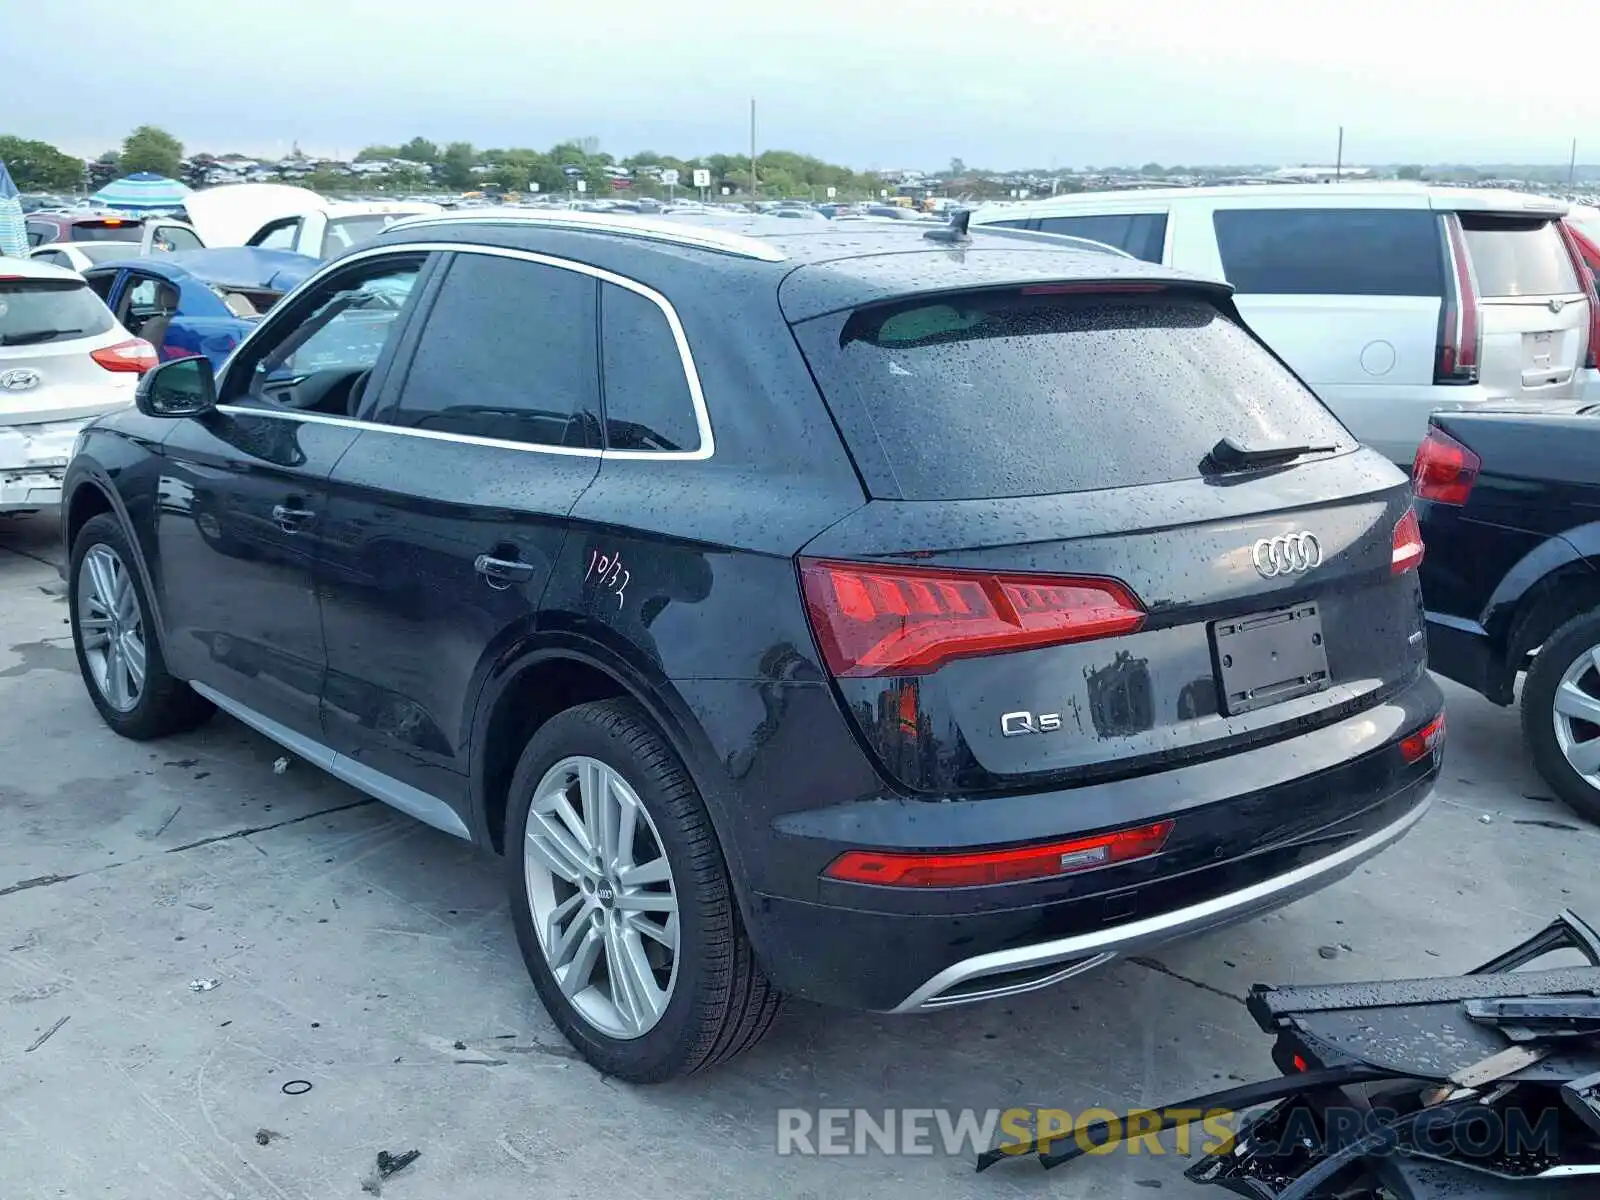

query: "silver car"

left=0, top=258, right=152, bottom=512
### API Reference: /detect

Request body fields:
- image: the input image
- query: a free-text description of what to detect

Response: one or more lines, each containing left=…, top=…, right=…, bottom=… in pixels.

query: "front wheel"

left=1522, top=609, right=1600, bottom=824
left=505, top=698, right=781, bottom=1081
left=69, top=512, right=213, bottom=739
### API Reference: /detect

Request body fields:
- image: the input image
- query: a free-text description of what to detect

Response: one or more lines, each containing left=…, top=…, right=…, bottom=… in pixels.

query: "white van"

left=972, top=185, right=1600, bottom=462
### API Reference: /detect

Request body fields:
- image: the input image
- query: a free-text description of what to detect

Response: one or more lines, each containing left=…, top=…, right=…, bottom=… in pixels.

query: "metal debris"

left=25, top=1015, right=69, bottom=1052
left=272, top=757, right=290, bottom=774
left=189, top=978, right=220, bottom=992
left=361, top=1149, right=421, bottom=1194
left=1479, top=813, right=1494, bottom=824
left=255, top=1128, right=281, bottom=1146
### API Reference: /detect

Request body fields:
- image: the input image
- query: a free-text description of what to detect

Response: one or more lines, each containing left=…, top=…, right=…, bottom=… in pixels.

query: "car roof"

left=1, top=256, right=88, bottom=282
left=972, top=181, right=1570, bottom=217
left=376, top=208, right=1229, bottom=322
left=84, top=247, right=318, bottom=291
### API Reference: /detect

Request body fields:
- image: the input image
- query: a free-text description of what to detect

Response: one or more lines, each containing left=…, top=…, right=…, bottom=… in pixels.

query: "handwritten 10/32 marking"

left=587, top=549, right=630, bottom=610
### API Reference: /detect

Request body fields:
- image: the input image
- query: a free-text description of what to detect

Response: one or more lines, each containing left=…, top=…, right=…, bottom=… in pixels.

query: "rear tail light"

left=798, top=558, right=1145, bottom=677
left=1557, top=220, right=1600, bottom=371
left=1435, top=215, right=1481, bottom=384
left=1399, top=712, right=1446, bottom=764
left=822, top=820, right=1175, bottom=888
left=1411, top=427, right=1479, bottom=506
left=1392, top=508, right=1424, bottom=574
left=90, top=338, right=158, bottom=375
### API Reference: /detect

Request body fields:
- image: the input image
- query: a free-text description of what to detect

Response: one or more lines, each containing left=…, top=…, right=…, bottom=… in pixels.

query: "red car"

left=24, top=213, right=202, bottom=252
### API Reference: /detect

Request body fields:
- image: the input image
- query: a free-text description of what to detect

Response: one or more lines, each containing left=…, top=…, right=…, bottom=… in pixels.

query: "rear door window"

left=1036, top=213, right=1168, bottom=262
left=793, top=290, right=1354, bottom=501
left=599, top=282, right=701, bottom=452
left=1212, top=208, right=1443, bottom=296
left=1459, top=215, right=1580, bottom=297
left=386, top=252, right=599, bottom=449
left=0, top=279, right=116, bottom=346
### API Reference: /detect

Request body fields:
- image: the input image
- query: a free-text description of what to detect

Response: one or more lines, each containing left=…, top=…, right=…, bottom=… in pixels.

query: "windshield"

left=0, top=279, right=117, bottom=345
left=320, top=214, right=409, bottom=257
left=795, top=290, right=1354, bottom=500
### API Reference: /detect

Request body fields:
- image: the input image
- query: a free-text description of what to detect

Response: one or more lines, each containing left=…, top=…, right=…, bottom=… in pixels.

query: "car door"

left=315, top=247, right=602, bottom=813
left=153, top=250, right=433, bottom=740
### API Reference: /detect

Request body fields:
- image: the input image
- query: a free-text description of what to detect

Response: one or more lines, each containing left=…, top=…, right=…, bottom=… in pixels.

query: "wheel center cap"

left=595, top=881, right=616, bottom=906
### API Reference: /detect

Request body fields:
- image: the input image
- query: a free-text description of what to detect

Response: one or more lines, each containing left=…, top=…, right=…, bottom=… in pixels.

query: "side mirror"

left=136, top=355, right=216, bottom=418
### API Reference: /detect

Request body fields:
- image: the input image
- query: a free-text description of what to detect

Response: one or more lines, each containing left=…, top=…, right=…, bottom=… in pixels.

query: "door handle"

left=474, top=554, right=536, bottom=590
left=272, top=503, right=316, bottom=533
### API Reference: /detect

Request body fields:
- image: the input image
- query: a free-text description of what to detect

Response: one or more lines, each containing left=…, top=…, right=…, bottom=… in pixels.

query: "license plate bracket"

left=1212, top=604, right=1330, bottom=716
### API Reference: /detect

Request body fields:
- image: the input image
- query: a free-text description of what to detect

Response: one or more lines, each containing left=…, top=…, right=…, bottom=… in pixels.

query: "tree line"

left=1, top=125, right=896, bottom=200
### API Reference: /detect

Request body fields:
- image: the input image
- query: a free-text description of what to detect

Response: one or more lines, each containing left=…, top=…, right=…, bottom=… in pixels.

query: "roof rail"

left=382, top=207, right=788, bottom=262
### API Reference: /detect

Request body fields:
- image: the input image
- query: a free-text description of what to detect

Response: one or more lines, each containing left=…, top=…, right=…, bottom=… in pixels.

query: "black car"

left=1414, top=407, right=1600, bottom=821
left=60, top=210, right=1443, bottom=1081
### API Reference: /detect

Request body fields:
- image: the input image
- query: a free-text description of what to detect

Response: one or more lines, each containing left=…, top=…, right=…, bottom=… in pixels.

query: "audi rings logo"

left=1251, top=532, right=1322, bottom=578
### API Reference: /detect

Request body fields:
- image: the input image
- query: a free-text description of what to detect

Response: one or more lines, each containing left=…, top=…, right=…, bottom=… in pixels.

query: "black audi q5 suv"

left=61, top=209, right=1443, bottom=1080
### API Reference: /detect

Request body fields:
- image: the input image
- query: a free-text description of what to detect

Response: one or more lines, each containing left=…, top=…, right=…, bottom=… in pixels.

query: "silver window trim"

left=385, top=208, right=787, bottom=263
left=215, top=240, right=715, bottom=462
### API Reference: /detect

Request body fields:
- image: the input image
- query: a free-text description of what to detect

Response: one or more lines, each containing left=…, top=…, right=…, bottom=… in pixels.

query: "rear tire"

left=69, top=513, right=213, bottom=740
left=505, top=698, right=781, bottom=1081
left=1521, top=609, right=1600, bottom=824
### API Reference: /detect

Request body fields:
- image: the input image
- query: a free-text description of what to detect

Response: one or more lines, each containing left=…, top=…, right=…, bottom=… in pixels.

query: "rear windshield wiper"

left=1206, top=435, right=1336, bottom=473
left=1, top=328, right=82, bottom=346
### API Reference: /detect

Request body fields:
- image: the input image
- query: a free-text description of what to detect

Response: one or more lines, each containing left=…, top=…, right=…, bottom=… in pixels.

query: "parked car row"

left=60, top=207, right=1443, bottom=1080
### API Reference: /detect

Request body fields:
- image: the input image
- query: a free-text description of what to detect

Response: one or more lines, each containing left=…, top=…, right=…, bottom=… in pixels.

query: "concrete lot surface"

left=2, top=510, right=1596, bottom=1199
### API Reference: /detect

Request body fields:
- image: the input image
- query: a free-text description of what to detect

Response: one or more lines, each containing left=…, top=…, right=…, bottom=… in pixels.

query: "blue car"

left=84, top=248, right=320, bottom=371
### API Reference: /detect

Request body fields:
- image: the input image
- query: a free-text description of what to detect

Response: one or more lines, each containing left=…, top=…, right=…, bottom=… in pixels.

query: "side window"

left=85, top=272, right=117, bottom=303
left=222, top=257, right=423, bottom=413
left=26, top=222, right=52, bottom=247
left=1035, top=213, right=1168, bottom=262
left=33, top=250, right=71, bottom=269
left=251, top=219, right=301, bottom=251
left=1212, top=209, right=1444, bottom=297
left=385, top=253, right=599, bottom=450
left=600, top=282, right=701, bottom=452
left=153, top=225, right=203, bottom=253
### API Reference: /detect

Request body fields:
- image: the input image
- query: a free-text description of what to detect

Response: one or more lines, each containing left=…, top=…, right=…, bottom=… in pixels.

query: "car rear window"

left=1460, top=215, right=1580, bottom=297
left=794, top=290, right=1354, bottom=501
left=1212, top=208, right=1443, bottom=296
left=68, top=220, right=143, bottom=243
left=0, top=279, right=116, bottom=346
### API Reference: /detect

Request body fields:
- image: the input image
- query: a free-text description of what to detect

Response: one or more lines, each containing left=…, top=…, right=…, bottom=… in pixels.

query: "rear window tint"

left=0, top=280, right=116, bottom=345
left=794, top=291, right=1354, bottom=501
left=1460, top=215, right=1579, bottom=297
left=1213, top=209, right=1443, bottom=296
left=68, top=221, right=143, bottom=243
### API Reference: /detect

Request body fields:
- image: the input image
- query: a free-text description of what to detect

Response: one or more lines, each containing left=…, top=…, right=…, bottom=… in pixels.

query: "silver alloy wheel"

left=523, top=755, right=679, bottom=1039
left=1553, top=643, right=1600, bottom=786
left=76, top=544, right=147, bottom=713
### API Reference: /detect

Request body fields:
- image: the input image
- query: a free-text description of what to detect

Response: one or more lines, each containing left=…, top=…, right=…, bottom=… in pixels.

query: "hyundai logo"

left=1252, top=532, right=1322, bottom=578
left=0, top=368, right=40, bottom=393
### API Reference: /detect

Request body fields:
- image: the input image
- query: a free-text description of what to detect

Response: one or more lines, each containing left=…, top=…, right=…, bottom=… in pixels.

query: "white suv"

left=0, top=259, right=154, bottom=512
left=973, top=184, right=1600, bottom=462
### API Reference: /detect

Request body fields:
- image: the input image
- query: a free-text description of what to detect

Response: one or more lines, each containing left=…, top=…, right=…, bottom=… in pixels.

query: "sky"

left=4, top=0, right=1599, bottom=170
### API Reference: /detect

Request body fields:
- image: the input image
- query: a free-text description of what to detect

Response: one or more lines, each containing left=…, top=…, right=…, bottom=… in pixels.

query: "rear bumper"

left=0, top=419, right=88, bottom=511
left=889, top=793, right=1428, bottom=1012
left=743, top=673, right=1442, bottom=1012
